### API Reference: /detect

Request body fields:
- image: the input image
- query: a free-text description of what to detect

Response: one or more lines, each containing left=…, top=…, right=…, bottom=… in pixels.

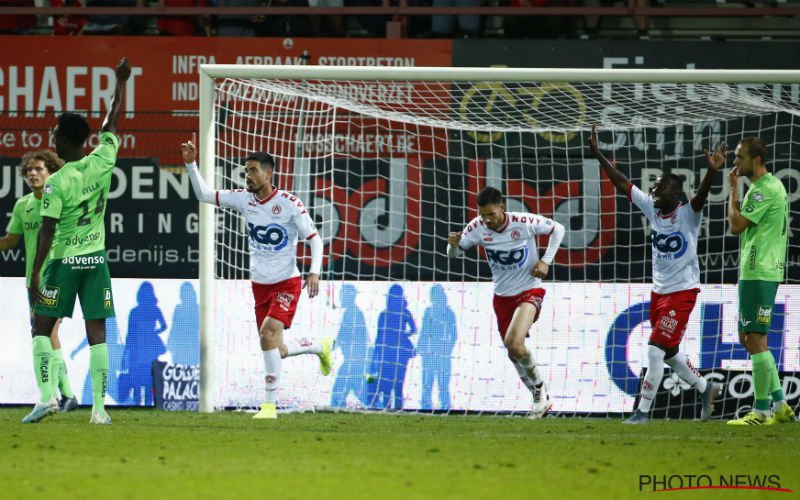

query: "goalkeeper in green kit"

left=24, top=57, right=131, bottom=425
left=725, top=137, right=795, bottom=426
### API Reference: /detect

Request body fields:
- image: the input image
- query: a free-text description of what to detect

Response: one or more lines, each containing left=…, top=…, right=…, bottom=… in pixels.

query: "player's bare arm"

left=303, top=273, right=320, bottom=298
left=181, top=138, right=197, bottom=164
left=588, top=123, right=631, bottom=195
left=447, top=231, right=461, bottom=248
left=691, top=140, right=727, bottom=210
left=531, top=260, right=549, bottom=279
left=28, top=216, right=57, bottom=304
left=101, top=57, right=132, bottom=135
left=0, top=232, right=21, bottom=250
left=726, top=165, right=752, bottom=235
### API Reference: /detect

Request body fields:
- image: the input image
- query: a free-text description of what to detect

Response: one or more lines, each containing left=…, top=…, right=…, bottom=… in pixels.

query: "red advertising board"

left=0, top=36, right=452, bottom=164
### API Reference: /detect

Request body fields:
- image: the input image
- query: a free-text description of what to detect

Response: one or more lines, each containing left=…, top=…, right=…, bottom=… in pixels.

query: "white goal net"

left=198, top=66, right=800, bottom=418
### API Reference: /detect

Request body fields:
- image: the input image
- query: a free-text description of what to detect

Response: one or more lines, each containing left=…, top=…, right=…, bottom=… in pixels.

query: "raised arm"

left=691, top=141, right=727, bottom=211
left=28, top=216, right=57, bottom=303
left=446, top=231, right=464, bottom=258
left=101, top=57, right=132, bottom=135
left=181, top=139, right=216, bottom=204
left=726, top=166, right=753, bottom=235
left=588, top=124, right=631, bottom=195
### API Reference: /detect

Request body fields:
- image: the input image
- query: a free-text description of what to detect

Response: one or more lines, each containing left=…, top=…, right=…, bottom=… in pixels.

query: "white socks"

left=284, top=338, right=323, bottom=357
left=665, top=352, right=708, bottom=394
left=262, top=348, right=281, bottom=404
left=512, top=351, right=543, bottom=394
left=639, top=345, right=665, bottom=413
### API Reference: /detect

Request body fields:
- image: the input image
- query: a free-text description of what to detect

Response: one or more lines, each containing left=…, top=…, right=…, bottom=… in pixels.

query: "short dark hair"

left=662, top=173, right=683, bottom=194
left=19, top=150, right=63, bottom=177
left=476, top=186, right=503, bottom=207
left=245, top=152, right=275, bottom=171
left=739, top=137, right=768, bottom=164
left=56, top=113, right=91, bottom=147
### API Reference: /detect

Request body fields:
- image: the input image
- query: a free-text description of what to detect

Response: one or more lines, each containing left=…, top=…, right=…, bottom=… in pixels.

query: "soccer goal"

left=197, top=65, right=800, bottom=417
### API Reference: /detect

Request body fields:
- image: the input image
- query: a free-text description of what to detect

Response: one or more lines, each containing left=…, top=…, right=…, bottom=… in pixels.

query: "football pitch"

left=2, top=408, right=798, bottom=500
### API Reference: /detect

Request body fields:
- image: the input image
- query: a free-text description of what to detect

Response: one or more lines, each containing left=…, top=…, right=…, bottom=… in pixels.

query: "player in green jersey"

left=24, top=57, right=131, bottom=425
left=1, top=150, right=79, bottom=413
left=725, top=137, right=794, bottom=426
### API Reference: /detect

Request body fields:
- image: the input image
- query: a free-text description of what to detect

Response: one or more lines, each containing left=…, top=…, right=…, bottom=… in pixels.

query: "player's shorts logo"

left=103, top=288, right=113, bottom=310
left=248, top=223, right=289, bottom=250
left=39, top=285, right=60, bottom=308
left=651, top=230, right=688, bottom=259
left=757, top=305, right=772, bottom=325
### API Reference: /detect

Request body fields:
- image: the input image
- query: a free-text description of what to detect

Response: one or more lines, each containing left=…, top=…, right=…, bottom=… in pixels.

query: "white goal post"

left=197, top=65, right=800, bottom=415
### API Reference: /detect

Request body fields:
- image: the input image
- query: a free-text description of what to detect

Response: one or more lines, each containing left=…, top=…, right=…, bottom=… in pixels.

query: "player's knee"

left=505, top=342, right=526, bottom=360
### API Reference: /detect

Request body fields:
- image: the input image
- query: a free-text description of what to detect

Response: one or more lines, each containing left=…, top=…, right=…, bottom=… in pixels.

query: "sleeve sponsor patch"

left=43, top=185, right=53, bottom=194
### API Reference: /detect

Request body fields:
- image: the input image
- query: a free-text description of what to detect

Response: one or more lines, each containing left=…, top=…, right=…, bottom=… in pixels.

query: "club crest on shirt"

left=43, top=185, right=53, bottom=194
left=272, top=205, right=281, bottom=215
left=510, top=230, right=521, bottom=240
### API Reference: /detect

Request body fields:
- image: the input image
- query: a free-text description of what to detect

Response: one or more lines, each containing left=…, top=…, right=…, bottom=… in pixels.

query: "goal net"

left=198, top=66, right=800, bottom=418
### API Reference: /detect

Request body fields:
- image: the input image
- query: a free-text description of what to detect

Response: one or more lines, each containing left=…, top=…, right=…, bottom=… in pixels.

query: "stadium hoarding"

left=0, top=157, right=199, bottom=278
left=2, top=278, right=798, bottom=415
left=0, top=36, right=452, bottom=164
left=2, top=155, right=799, bottom=281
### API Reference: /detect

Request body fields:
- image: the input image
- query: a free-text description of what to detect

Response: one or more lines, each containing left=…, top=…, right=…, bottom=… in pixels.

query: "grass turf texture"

left=2, top=408, right=798, bottom=500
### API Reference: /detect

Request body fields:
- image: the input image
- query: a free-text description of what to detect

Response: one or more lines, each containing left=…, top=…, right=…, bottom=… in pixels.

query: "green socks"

left=52, top=349, right=75, bottom=399
left=751, top=351, right=779, bottom=413
left=32, top=336, right=55, bottom=403
left=89, top=343, right=109, bottom=413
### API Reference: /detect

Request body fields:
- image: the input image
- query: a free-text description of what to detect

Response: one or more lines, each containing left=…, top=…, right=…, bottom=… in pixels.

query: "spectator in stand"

left=157, top=0, right=211, bottom=35
left=258, top=0, right=314, bottom=36
left=309, top=0, right=344, bottom=36
left=584, top=0, right=651, bottom=37
left=505, top=0, right=576, bottom=39
left=83, top=0, right=147, bottom=35
left=431, top=0, right=480, bottom=38
left=51, top=0, right=87, bottom=35
left=0, top=0, right=37, bottom=34
left=215, top=0, right=260, bottom=36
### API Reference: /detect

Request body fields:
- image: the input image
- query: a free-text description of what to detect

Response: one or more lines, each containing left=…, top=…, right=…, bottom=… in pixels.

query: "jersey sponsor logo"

left=485, top=246, right=528, bottom=269
left=103, top=288, right=113, bottom=310
left=62, top=255, right=105, bottom=267
left=752, top=192, right=764, bottom=202
left=658, top=311, right=679, bottom=335
left=64, top=230, right=102, bottom=247
left=757, top=305, right=772, bottom=325
left=650, top=230, right=688, bottom=260
left=25, top=207, right=35, bottom=213
left=39, top=285, right=60, bottom=307
left=247, top=223, right=289, bottom=251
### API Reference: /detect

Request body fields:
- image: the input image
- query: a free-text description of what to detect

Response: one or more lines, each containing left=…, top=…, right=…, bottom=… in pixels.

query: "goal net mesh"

left=206, top=73, right=800, bottom=417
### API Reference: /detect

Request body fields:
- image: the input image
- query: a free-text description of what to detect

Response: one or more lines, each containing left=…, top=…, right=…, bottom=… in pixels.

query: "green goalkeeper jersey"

left=739, top=172, right=788, bottom=282
left=6, top=193, right=50, bottom=287
left=40, top=131, right=119, bottom=259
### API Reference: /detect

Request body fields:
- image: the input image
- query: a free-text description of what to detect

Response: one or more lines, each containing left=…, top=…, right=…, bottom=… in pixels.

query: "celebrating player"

left=588, top=124, right=721, bottom=424
left=447, top=186, right=565, bottom=419
left=26, top=57, right=131, bottom=425
left=725, top=137, right=794, bottom=426
left=1, top=150, right=79, bottom=413
left=181, top=140, right=333, bottom=420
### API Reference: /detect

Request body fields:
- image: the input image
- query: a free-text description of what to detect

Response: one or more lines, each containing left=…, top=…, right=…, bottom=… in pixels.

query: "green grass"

left=2, top=408, right=799, bottom=500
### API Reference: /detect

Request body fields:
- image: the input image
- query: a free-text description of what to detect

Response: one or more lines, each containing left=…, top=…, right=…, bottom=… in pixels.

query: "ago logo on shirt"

left=485, top=246, right=528, bottom=269
left=247, top=223, right=289, bottom=251
left=650, top=230, right=688, bottom=260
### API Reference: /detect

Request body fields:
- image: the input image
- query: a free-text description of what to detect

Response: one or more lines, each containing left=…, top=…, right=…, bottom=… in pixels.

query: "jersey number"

left=77, top=195, right=105, bottom=226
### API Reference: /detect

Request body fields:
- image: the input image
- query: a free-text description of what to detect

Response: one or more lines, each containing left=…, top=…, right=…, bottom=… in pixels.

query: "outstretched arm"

left=588, top=124, right=631, bottom=195
left=691, top=141, right=727, bottom=211
left=181, top=139, right=216, bottom=204
left=101, top=57, right=132, bottom=135
left=0, top=232, right=21, bottom=250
